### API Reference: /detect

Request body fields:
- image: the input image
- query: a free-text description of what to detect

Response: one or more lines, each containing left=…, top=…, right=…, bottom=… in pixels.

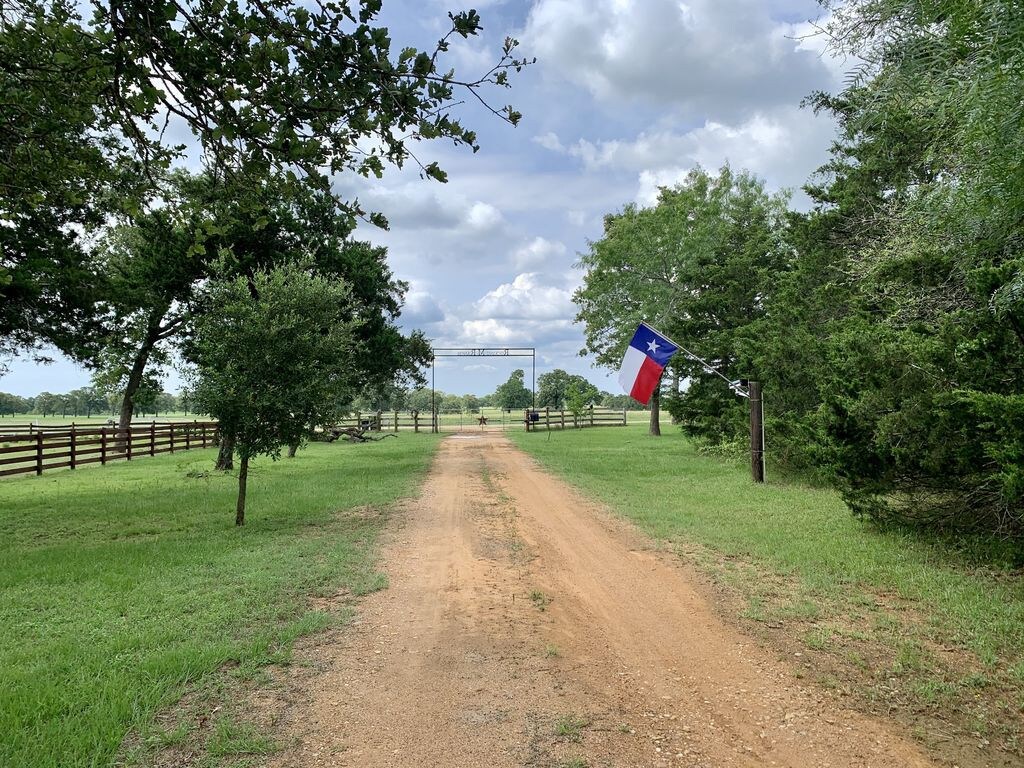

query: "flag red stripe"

left=629, top=357, right=665, bottom=405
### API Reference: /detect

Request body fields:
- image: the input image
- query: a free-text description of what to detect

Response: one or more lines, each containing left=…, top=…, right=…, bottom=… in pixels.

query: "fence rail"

left=0, top=421, right=219, bottom=478
left=525, top=407, right=627, bottom=431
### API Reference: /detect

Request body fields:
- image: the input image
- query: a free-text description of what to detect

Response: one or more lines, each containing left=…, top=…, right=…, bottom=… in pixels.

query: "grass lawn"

left=509, top=425, right=1024, bottom=759
left=0, top=436, right=440, bottom=768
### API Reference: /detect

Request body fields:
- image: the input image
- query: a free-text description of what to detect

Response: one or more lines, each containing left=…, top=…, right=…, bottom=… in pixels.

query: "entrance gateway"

left=429, top=347, right=535, bottom=433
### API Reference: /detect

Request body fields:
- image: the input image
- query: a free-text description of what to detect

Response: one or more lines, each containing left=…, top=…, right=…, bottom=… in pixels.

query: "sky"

left=0, top=0, right=848, bottom=398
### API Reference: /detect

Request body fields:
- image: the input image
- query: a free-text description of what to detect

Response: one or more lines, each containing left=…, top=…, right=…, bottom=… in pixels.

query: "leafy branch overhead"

left=83, top=0, right=530, bottom=219
left=0, top=0, right=532, bottom=362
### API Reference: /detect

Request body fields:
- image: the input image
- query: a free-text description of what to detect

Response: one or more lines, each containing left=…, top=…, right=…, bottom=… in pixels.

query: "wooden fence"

left=0, top=421, right=219, bottom=478
left=524, top=406, right=628, bottom=431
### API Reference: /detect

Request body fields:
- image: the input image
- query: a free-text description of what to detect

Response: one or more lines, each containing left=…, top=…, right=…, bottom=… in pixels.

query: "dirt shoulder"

left=249, top=433, right=936, bottom=768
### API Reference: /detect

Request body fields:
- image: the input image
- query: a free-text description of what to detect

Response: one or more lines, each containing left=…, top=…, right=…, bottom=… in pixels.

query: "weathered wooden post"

left=69, top=426, right=77, bottom=470
left=35, top=432, right=43, bottom=475
left=413, top=410, right=419, bottom=433
left=749, top=380, right=765, bottom=483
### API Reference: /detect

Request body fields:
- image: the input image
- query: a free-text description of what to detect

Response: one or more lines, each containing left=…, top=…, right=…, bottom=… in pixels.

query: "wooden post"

left=622, top=408, right=627, bottom=426
left=201, top=422, right=207, bottom=448
left=560, top=409, right=565, bottom=430
left=150, top=422, right=156, bottom=456
left=394, top=411, right=399, bottom=432
left=126, top=426, right=132, bottom=461
left=101, top=427, right=107, bottom=465
left=413, top=410, right=419, bottom=433
left=185, top=422, right=191, bottom=451
left=169, top=423, right=175, bottom=453
left=749, top=380, right=765, bottom=483
left=375, top=410, right=382, bottom=431
left=590, top=406, right=594, bottom=428
left=546, top=407, right=550, bottom=432
left=35, top=432, right=43, bottom=475
left=69, top=427, right=77, bottom=470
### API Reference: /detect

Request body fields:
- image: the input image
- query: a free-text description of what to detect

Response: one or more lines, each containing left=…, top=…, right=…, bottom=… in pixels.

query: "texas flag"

left=618, top=322, right=679, bottom=405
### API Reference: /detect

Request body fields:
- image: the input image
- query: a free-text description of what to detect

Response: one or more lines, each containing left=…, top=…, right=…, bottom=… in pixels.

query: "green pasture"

left=0, top=436, right=440, bottom=768
left=510, top=426, right=1024, bottom=749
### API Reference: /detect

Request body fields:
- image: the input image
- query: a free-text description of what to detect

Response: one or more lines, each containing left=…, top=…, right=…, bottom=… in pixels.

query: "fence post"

left=413, top=410, right=419, bottom=433
left=35, top=432, right=43, bottom=475
left=590, top=406, right=595, bottom=428
left=101, top=427, right=107, bottom=465
left=749, top=380, right=765, bottom=483
left=201, top=422, right=208, bottom=448
left=150, top=422, right=156, bottom=456
left=169, top=423, right=175, bottom=453
left=375, top=411, right=382, bottom=431
left=185, top=422, right=191, bottom=451
left=69, top=426, right=77, bottom=470
left=126, top=426, right=132, bottom=461
left=560, top=410, right=565, bottom=430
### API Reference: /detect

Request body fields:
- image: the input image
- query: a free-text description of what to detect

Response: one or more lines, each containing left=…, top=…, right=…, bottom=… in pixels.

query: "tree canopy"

left=0, top=1, right=530, bottom=362
left=185, top=264, right=361, bottom=524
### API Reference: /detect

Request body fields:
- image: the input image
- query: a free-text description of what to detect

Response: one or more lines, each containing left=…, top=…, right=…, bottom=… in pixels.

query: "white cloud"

left=533, top=131, right=566, bottom=152
left=473, top=272, right=575, bottom=321
left=512, top=237, right=567, bottom=270
left=401, top=289, right=445, bottom=326
left=523, top=0, right=837, bottom=121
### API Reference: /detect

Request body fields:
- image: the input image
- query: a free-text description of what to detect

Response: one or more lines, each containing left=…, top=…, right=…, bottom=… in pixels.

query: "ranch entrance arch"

left=429, top=347, right=536, bottom=433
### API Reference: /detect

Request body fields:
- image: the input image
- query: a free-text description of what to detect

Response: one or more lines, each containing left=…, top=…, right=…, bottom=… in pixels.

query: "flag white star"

left=647, top=339, right=660, bottom=354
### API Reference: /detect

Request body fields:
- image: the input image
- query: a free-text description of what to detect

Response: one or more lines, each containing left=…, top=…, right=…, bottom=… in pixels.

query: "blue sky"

left=1, top=0, right=847, bottom=398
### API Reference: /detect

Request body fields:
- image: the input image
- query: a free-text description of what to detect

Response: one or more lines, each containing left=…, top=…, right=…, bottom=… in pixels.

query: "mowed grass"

left=508, top=426, right=1024, bottom=674
left=0, top=436, right=440, bottom=768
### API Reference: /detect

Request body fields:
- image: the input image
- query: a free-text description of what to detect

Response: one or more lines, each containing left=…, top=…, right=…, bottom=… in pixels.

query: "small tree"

left=186, top=265, right=359, bottom=525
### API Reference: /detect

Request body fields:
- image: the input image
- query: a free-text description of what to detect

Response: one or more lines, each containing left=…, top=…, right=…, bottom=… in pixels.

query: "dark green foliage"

left=0, top=1, right=530, bottom=359
left=536, top=369, right=600, bottom=409
left=492, top=369, right=533, bottom=410
left=746, top=0, right=1024, bottom=537
left=575, top=166, right=788, bottom=443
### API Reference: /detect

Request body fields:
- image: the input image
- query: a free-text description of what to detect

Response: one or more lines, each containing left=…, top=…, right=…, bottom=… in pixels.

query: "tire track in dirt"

left=267, top=433, right=937, bottom=768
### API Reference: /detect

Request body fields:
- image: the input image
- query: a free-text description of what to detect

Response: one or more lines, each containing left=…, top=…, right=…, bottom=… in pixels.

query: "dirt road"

left=269, top=433, right=936, bottom=768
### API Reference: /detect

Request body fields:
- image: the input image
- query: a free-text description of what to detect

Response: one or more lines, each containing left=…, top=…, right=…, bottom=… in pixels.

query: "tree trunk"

left=670, top=371, right=681, bottom=424
left=235, top=452, right=249, bottom=526
left=287, top=442, right=298, bottom=458
left=118, top=308, right=166, bottom=431
left=649, top=385, right=662, bottom=437
left=216, top=430, right=235, bottom=470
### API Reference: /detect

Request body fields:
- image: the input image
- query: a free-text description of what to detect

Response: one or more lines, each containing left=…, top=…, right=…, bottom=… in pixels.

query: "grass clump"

left=0, top=436, right=440, bottom=768
left=554, top=714, right=590, bottom=743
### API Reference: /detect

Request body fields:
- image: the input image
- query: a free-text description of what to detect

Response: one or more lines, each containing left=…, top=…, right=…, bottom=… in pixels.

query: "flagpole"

left=639, top=321, right=749, bottom=397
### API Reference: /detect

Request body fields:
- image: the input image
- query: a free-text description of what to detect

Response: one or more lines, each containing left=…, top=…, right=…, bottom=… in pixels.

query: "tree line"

left=354, top=368, right=641, bottom=414
left=576, top=1, right=1024, bottom=542
left=0, top=388, right=186, bottom=419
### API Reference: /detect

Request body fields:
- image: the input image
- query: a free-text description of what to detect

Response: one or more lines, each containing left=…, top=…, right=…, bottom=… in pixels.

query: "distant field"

left=509, top=425, right=1024, bottom=760
left=0, top=435, right=441, bottom=768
